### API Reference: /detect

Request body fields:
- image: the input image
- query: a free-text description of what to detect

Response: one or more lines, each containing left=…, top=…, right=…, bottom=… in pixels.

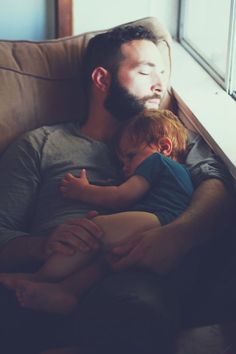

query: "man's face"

left=104, top=39, right=166, bottom=122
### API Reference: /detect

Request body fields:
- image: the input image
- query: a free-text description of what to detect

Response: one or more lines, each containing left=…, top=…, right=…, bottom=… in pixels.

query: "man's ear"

left=91, top=67, right=111, bottom=92
left=157, top=137, right=172, bottom=157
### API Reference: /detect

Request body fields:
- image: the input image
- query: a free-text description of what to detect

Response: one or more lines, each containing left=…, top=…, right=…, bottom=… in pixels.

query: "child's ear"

left=157, top=137, right=172, bottom=157
left=91, top=67, right=111, bottom=92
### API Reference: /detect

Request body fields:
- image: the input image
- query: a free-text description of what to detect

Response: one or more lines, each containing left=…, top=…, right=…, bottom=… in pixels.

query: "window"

left=231, top=30, right=236, bottom=99
left=178, top=0, right=236, bottom=99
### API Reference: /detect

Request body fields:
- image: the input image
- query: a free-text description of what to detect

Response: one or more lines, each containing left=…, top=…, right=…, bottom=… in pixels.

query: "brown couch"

left=0, top=16, right=234, bottom=354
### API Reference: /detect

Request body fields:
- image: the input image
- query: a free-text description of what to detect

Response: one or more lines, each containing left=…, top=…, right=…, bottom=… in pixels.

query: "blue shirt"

left=131, top=153, right=193, bottom=225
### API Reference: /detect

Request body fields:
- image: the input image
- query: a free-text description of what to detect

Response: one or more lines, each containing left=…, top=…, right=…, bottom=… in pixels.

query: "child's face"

left=119, top=132, right=158, bottom=178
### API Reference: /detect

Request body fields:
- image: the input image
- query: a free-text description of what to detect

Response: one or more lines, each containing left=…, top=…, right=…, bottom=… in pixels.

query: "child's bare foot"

left=0, top=272, right=34, bottom=289
left=15, top=279, right=78, bottom=314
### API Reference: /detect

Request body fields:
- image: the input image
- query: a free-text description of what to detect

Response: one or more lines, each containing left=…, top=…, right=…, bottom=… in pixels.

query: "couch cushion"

left=0, top=17, right=172, bottom=154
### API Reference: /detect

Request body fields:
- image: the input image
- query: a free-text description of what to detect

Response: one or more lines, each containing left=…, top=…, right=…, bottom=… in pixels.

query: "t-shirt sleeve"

left=133, top=154, right=162, bottom=186
left=185, top=131, right=233, bottom=189
left=0, top=132, right=43, bottom=246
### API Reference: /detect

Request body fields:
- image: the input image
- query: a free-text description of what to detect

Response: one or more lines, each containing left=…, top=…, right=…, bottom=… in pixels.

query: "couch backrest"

left=0, top=17, right=172, bottom=154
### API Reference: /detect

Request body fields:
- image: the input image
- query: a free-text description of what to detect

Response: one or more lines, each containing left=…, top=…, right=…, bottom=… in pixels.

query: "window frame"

left=55, top=0, right=73, bottom=38
left=178, top=0, right=236, bottom=99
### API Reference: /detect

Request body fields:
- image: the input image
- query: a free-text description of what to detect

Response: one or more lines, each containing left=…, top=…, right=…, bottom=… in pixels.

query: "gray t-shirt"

left=0, top=123, right=118, bottom=245
left=0, top=123, right=232, bottom=246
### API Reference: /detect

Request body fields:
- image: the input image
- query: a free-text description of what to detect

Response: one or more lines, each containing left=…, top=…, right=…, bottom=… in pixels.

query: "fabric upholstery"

left=0, top=17, right=172, bottom=154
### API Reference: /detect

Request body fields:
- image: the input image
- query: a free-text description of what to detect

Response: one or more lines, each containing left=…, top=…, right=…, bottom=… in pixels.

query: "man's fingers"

left=112, top=237, right=140, bottom=256
left=47, top=217, right=104, bottom=256
left=110, top=249, right=139, bottom=270
left=47, top=241, right=75, bottom=256
left=66, top=218, right=103, bottom=239
left=56, top=227, right=98, bottom=252
left=57, top=219, right=103, bottom=252
left=109, top=240, right=142, bottom=270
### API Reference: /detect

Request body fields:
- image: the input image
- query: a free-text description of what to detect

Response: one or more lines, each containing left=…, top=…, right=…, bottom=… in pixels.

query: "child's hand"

left=78, top=169, right=89, bottom=186
left=60, top=169, right=89, bottom=199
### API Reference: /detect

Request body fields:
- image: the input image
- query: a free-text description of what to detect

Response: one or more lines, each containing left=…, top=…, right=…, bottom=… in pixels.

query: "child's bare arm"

left=60, top=169, right=150, bottom=209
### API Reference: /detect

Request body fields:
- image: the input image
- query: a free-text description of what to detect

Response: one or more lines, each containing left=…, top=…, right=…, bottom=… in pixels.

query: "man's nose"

left=151, top=73, right=164, bottom=95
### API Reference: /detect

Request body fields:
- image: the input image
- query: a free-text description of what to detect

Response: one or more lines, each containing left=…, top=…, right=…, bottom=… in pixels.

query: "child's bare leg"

left=34, top=249, right=97, bottom=282
left=0, top=248, right=97, bottom=286
left=0, top=211, right=159, bottom=284
left=36, top=212, right=160, bottom=281
left=0, top=272, right=34, bottom=286
left=0, top=211, right=159, bottom=287
left=11, top=212, right=160, bottom=313
left=14, top=257, right=108, bottom=314
left=93, top=211, right=161, bottom=249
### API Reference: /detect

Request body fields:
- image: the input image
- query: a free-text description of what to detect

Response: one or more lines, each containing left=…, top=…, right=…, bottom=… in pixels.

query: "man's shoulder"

left=22, top=122, right=79, bottom=143
left=4, top=122, right=79, bottom=156
left=25, top=122, right=78, bottom=137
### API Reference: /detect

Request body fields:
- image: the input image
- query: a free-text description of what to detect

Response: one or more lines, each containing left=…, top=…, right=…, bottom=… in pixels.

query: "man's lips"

left=147, top=98, right=161, bottom=105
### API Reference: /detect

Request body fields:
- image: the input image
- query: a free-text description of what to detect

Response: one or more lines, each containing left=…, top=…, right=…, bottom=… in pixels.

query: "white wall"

left=0, top=0, right=178, bottom=40
left=0, top=0, right=54, bottom=40
left=73, top=0, right=179, bottom=38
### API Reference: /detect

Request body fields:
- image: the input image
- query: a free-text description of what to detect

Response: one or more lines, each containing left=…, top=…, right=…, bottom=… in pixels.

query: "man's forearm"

left=0, top=235, right=45, bottom=270
left=173, top=178, right=235, bottom=254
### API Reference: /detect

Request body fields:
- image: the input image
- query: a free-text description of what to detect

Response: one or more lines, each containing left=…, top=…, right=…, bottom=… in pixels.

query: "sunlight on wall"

left=73, top=0, right=178, bottom=37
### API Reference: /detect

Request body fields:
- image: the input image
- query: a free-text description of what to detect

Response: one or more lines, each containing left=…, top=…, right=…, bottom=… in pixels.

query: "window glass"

left=231, top=25, right=236, bottom=97
left=181, top=0, right=231, bottom=78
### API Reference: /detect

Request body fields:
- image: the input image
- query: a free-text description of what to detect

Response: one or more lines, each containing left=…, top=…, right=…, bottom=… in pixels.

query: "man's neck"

left=81, top=109, right=121, bottom=143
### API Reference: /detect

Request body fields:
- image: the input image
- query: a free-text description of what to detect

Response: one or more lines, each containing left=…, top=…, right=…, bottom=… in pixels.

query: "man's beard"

left=104, top=76, right=160, bottom=122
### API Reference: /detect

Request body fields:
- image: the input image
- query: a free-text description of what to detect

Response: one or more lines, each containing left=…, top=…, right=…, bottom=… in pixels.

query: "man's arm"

left=0, top=133, right=43, bottom=269
left=108, top=128, right=235, bottom=273
left=109, top=178, right=235, bottom=273
left=185, top=130, right=232, bottom=188
left=0, top=135, right=103, bottom=270
left=107, top=128, right=235, bottom=273
left=169, top=178, right=234, bottom=251
left=61, top=170, right=150, bottom=209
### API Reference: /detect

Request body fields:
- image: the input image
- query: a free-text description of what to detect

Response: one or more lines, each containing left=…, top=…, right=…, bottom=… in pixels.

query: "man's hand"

left=108, top=224, right=185, bottom=274
left=109, top=179, right=234, bottom=274
left=45, top=216, right=103, bottom=258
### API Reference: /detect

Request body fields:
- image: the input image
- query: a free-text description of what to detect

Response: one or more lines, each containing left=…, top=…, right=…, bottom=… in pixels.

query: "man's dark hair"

left=83, top=25, right=158, bottom=92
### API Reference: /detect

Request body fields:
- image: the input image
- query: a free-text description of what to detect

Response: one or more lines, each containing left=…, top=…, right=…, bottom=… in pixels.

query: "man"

left=0, top=25, right=233, bottom=354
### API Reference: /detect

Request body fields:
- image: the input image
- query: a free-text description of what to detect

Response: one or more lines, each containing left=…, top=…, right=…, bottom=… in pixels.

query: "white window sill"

left=171, top=41, right=236, bottom=181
